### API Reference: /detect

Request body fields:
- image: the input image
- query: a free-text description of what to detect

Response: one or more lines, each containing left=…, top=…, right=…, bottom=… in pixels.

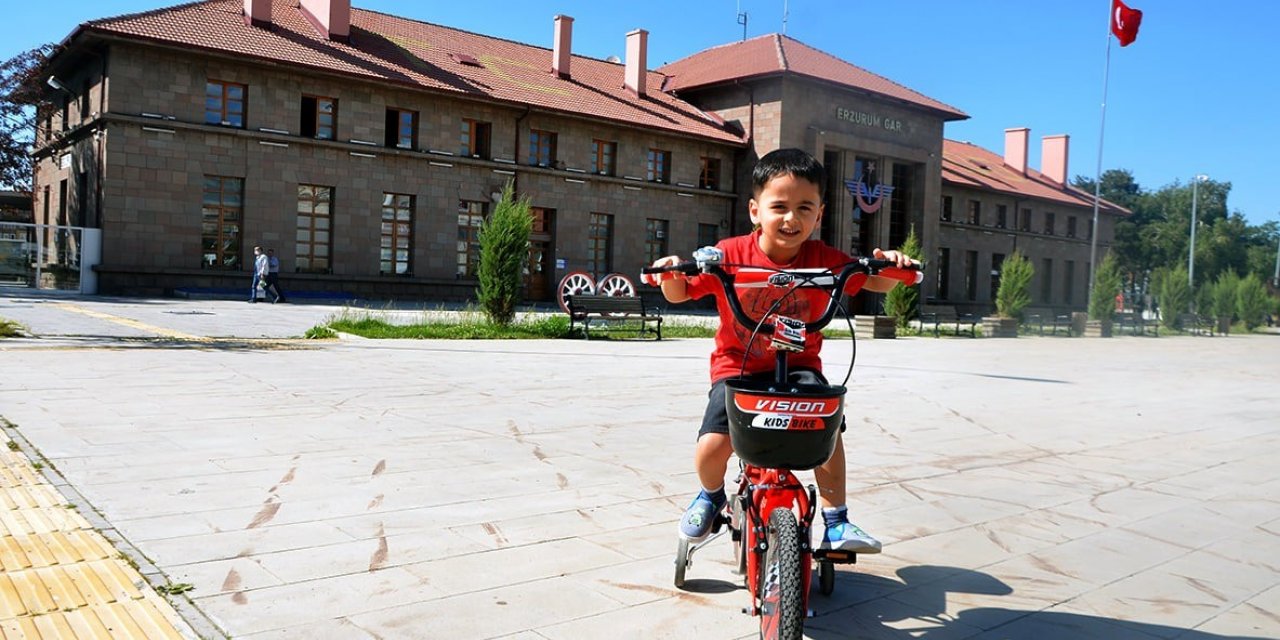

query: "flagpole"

left=1087, top=2, right=1112, bottom=308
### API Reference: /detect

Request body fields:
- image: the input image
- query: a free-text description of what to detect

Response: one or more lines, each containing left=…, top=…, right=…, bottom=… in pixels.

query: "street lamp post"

left=1188, top=174, right=1208, bottom=292
left=1273, top=230, right=1279, bottom=289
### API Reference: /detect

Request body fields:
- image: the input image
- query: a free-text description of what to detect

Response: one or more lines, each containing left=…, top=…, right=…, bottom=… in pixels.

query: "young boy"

left=642, top=148, right=916, bottom=552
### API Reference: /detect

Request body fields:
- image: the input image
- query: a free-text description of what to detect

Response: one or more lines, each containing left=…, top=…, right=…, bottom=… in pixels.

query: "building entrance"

left=525, top=208, right=555, bottom=301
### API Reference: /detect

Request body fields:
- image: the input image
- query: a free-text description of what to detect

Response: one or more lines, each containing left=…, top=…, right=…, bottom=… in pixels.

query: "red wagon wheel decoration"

left=557, top=271, right=596, bottom=314
left=596, top=273, right=637, bottom=298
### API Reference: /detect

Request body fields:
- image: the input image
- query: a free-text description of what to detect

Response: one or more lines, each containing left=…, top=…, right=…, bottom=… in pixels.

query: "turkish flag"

left=1111, top=0, right=1143, bottom=47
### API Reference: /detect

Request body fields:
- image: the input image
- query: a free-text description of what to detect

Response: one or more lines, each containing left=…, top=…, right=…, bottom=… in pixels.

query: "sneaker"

left=822, top=521, right=882, bottom=553
left=679, top=494, right=723, bottom=541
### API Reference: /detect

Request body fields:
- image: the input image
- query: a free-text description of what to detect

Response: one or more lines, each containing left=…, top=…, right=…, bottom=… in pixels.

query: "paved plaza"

left=1, top=290, right=1278, bottom=639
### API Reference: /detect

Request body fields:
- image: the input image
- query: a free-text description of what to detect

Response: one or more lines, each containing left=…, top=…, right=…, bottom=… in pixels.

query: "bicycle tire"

left=730, top=494, right=747, bottom=577
left=758, top=508, right=804, bottom=640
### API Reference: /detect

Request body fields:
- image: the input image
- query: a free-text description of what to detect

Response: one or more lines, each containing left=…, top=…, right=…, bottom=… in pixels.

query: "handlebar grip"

left=641, top=261, right=698, bottom=275
left=878, top=266, right=924, bottom=287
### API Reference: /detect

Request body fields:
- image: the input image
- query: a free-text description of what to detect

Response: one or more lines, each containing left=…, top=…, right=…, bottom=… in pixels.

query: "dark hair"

left=752, top=148, right=826, bottom=197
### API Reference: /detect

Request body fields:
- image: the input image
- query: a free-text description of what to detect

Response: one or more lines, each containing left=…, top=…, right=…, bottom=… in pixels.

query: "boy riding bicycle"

left=642, top=148, right=916, bottom=553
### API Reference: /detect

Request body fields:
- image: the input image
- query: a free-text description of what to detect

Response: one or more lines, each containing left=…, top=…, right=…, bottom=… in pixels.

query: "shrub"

left=1089, top=253, right=1123, bottom=322
left=882, top=227, right=922, bottom=329
left=476, top=182, right=533, bottom=326
left=1208, top=270, right=1240, bottom=319
left=1236, top=274, right=1269, bottom=329
left=1155, top=265, right=1192, bottom=329
left=995, top=251, right=1033, bottom=320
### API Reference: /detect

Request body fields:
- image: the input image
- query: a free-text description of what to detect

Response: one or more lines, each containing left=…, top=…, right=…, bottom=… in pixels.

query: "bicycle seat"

left=724, top=377, right=845, bottom=470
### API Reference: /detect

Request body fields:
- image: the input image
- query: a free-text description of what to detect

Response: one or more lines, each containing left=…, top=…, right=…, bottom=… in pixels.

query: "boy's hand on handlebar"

left=872, top=248, right=916, bottom=268
left=641, top=255, right=686, bottom=287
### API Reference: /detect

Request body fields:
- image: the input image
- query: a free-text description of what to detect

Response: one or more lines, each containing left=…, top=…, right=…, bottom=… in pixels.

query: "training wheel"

left=557, top=271, right=596, bottom=313
left=818, top=560, right=835, bottom=595
left=675, top=537, right=691, bottom=588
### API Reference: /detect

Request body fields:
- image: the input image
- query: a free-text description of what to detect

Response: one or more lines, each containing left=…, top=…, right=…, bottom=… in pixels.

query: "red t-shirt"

left=686, top=231, right=852, bottom=383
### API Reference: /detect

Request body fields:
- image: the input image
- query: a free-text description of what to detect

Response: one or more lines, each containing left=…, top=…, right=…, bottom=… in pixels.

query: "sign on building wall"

left=845, top=159, right=893, bottom=221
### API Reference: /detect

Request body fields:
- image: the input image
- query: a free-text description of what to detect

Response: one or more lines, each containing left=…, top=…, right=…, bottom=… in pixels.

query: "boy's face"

left=749, top=173, right=824, bottom=261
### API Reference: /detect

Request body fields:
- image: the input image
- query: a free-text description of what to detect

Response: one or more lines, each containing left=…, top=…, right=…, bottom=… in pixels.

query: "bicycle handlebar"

left=642, top=254, right=922, bottom=334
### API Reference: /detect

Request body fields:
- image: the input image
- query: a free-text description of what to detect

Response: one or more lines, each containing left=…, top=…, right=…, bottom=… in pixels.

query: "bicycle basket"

left=724, top=378, right=846, bottom=470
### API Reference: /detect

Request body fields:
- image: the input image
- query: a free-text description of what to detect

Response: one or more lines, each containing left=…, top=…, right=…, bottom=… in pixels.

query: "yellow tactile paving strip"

left=0, top=448, right=192, bottom=639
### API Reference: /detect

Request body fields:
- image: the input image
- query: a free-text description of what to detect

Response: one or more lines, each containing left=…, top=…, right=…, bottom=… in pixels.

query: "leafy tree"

left=1236, top=274, right=1269, bottom=329
left=1088, top=253, right=1122, bottom=322
left=476, top=182, right=532, bottom=325
left=995, top=250, right=1033, bottom=320
left=0, top=44, right=54, bottom=190
left=882, top=226, right=921, bottom=328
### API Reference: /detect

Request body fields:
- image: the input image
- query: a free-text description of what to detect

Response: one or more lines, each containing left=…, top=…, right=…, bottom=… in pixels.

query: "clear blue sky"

left=5, top=1, right=1277, bottom=226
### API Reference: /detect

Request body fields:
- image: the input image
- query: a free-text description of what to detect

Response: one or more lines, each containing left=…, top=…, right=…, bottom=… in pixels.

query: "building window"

left=1064, top=260, right=1075, bottom=305
left=964, top=250, right=978, bottom=301
left=1087, top=219, right=1094, bottom=240
left=296, top=185, right=333, bottom=273
left=996, top=205, right=1008, bottom=229
left=967, top=200, right=981, bottom=226
left=936, top=247, right=951, bottom=300
left=991, top=253, right=1005, bottom=302
left=529, top=129, right=557, bottom=166
left=462, top=119, right=492, bottom=158
left=592, top=139, right=617, bottom=176
left=941, top=196, right=953, bottom=222
left=647, top=149, right=671, bottom=183
left=1019, top=208, right=1032, bottom=232
left=1040, top=258, right=1053, bottom=302
left=201, top=176, right=242, bottom=269
left=385, top=108, right=418, bottom=149
left=381, top=193, right=413, bottom=275
left=457, top=200, right=486, bottom=277
left=1067, top=216, right=1078, bottom=238
left=1044, top=212, right=1056, bottom=235
left=699, top=157, right=721, bottom=189
left=698, top=223, right=719, bottom=249
left=587, top=213, right=613, bottom=277
left=645, top=219, right=669, bottom=265
left=205, top=80, right=246, bottom=128
left=301, top=95, right=337, bottom=140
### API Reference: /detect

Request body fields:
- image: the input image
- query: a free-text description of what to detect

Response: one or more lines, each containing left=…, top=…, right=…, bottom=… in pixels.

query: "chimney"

left=299, top=0, right=350, bottom=42
left=552, top=15, right=573, bottom=79
left=1003, top=127, right=1028, bottom=175
left=1041, top=134, right=1069, bottom=184
left=243, top=0, right=272, bottom=28
left=625, top=29, right=648, bottom=97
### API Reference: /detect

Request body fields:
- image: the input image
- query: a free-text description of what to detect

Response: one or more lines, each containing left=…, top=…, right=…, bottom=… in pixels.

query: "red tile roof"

left=73, top=0, right=744, bottom=144
left=657, top=34, right=966, bottom=120
left=942, top=139, right=1129, bottom=215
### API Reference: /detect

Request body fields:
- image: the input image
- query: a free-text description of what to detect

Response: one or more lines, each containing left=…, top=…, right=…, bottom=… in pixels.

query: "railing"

left=0, top=222, right=102, bottom=294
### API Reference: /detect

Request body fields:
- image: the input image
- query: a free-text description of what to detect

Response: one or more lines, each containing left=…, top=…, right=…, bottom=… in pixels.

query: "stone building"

left=31, top=0, right=1125, bottom=312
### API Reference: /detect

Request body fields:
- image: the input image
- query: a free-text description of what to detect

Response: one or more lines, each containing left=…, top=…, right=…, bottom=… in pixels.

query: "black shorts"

left=698, top=369, right=846, bottom=439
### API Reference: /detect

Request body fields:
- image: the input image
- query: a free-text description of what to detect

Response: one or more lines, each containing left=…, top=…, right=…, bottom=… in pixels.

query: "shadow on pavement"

left=802, top=565, right=1268, bottom=640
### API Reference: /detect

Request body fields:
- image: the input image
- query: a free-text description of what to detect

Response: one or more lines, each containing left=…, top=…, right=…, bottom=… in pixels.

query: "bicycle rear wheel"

left=758, top=508, right=804, bottom=640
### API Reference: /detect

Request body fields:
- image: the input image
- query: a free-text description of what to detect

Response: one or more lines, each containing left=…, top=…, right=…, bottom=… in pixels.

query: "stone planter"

left=1084, top=318, right=1113, bottom=338
left=982, top=316, right=1018, bottom=338
left=1216, top=315, right=1231, bottom=335
left=853, top=315, right=897, bottom=339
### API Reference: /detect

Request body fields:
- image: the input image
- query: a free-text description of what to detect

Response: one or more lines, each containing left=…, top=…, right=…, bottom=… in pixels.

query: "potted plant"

left=880, top=227, right=923, bottom=338
left=985, top=250, right=1032, bottom=338
left=1086, top=253, right=1122, bottom=337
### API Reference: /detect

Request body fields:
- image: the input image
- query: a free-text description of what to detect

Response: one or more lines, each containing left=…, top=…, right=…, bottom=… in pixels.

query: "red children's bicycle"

left=643, top=247, right=922, bottom=640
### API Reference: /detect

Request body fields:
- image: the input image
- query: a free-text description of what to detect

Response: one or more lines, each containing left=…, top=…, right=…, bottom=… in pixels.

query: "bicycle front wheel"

left=758, top=508, right=804, bottom=640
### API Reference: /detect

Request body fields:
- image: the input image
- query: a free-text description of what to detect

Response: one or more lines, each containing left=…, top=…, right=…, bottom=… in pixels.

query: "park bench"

left=1178, top=313, right=1215, bottom=336
left=916, top=306, right=978, bottom=338
left=1115, top=312, right=1157, bottom=337
left=1026, top=311, right=1073, bottom=336
left=566, top=294, right=663, bottom=340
